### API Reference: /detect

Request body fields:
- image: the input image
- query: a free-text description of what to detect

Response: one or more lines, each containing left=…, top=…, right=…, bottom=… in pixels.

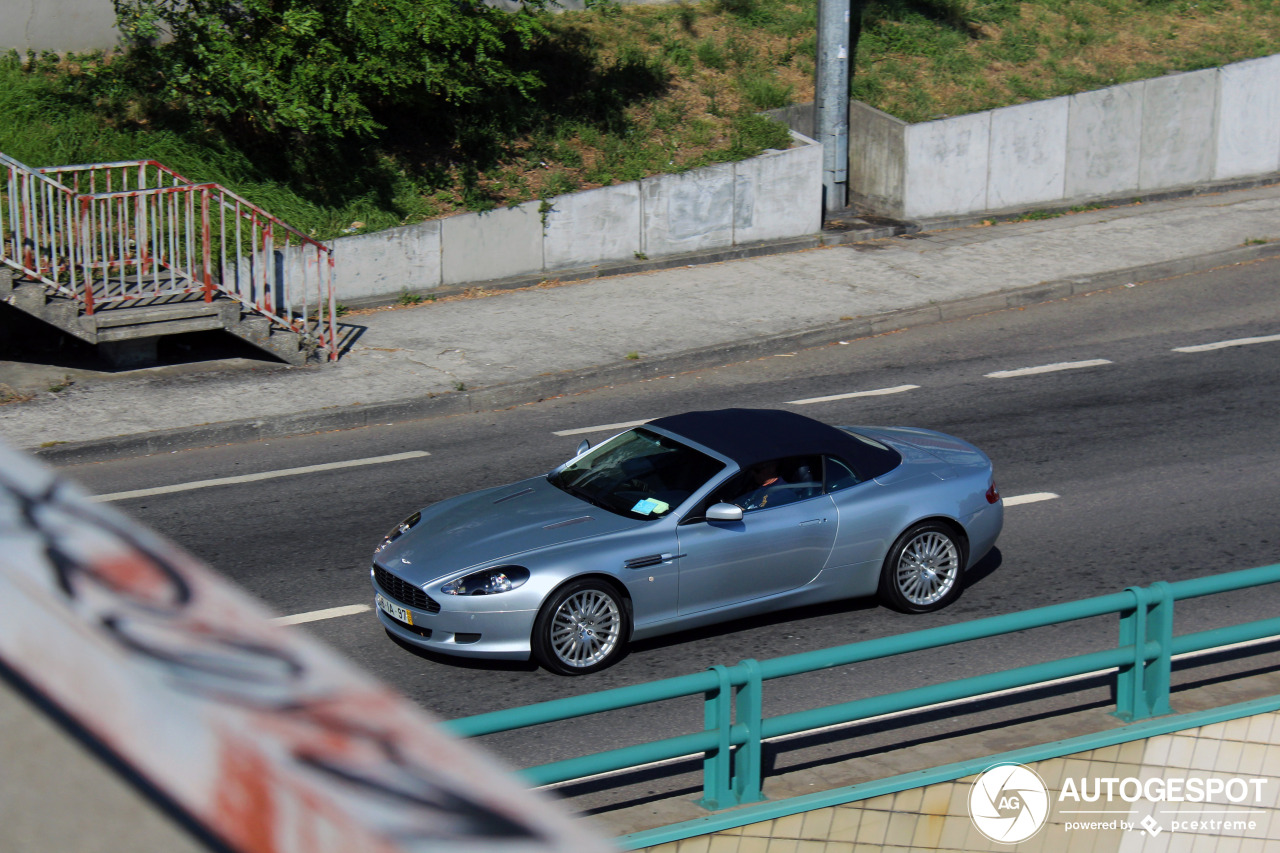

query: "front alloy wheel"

left=533, top=580, right=630, bottom=675
left=879, top=522, right=965, bottom=613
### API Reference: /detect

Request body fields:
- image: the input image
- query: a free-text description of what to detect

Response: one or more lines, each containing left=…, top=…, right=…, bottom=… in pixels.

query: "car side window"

left=714, top=455, right=824, bottom=512
left=824, top=456, right=862, bottom=492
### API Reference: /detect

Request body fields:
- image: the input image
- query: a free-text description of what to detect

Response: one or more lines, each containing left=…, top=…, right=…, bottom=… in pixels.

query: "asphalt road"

left=54, top=256, right=1280, bottom=789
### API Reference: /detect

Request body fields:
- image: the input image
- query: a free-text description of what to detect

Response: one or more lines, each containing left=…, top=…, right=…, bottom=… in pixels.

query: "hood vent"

left=493, top=487, right=535, bottom=504
left=543, top=516, right=593, bottom=530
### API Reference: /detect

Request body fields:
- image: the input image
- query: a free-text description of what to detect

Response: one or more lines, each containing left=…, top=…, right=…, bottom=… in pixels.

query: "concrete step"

left=88, top=301, right=222, bottom=329
left=87, top=300, right=231, bottom=342
left=2, top=265, right=320, bottom=367
left=2, top=270, right=97, bottom=343
left=224, top=312, right=311, bottom=366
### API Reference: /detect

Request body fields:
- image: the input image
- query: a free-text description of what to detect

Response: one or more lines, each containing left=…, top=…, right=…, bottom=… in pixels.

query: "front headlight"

left=377, top=511, right=422, bottom=552
left=441, top=566, right=530, bottom=596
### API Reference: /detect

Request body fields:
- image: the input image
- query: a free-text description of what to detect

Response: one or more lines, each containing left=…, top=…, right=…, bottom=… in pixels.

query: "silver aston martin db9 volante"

left=371, top=409, right=1003, bottom=674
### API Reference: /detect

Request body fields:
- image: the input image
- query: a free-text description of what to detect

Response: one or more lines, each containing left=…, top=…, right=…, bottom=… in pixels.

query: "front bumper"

left=371, top=571, right=536, bottom=660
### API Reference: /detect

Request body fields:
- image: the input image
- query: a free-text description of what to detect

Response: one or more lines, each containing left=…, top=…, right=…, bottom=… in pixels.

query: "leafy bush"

left=113, top=0, right=553, bottom=142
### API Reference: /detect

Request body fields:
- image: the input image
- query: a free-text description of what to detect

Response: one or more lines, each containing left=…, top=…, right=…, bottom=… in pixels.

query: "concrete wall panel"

left=543, top=183, right=641, bottom=271
left=334, top=220, right=442, bottom=301
left=849, top=101, right=908, bottom=218
left=1065, top=84, right=1143, bottom=199
left=986, top=97, right=1069, bottom=210
left=1215, top=54, right=1280, bottom=179
left=732, top=137, right=823, bottom=244
left=1139, top=69, right=1218, bottom=190
left=903, top=112, right=990, bottom=218
left=1, top=0, right=118, bottom=51
left=766, top=103, right=817, bottom=140
left=640, top=164, right=736, bottom=256
left=441, top=201, right=543, bottom=286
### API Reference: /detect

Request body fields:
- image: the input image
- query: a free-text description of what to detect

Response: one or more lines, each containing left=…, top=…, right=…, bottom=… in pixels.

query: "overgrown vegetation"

left=2, top=0, right=1278, bottom=239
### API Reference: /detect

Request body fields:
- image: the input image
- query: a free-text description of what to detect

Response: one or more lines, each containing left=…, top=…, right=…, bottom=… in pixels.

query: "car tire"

left=532, top=579, right=631, bottom=675
left=878, top=521, right=966, bottom=613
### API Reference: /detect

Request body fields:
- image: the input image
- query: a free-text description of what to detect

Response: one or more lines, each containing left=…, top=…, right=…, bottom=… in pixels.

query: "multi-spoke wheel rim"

left=549, top=589, right=622, bottom=668
left=895, top=531, right=960, bottom=606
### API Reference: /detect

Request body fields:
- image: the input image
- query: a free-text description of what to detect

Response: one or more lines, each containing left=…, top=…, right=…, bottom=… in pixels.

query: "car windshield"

left=548, top=428, right=725, bottom=520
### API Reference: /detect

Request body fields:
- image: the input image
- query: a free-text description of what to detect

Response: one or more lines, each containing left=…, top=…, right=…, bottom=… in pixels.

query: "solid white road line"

left=553, top=420, right=652, bottom=437
left=272, top=604, right=372, bottom=626
left=986, top=359, right=1112, bottom=379
left=786, top=385, right=920, bottom=405
left=94, top=450, right=431, bottom=502
left=1173, top=333, right=1280, bottom=353
left=1002, top=492, right=1059, bottom=507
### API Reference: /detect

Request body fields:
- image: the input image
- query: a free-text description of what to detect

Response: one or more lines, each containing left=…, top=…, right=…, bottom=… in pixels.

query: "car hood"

left=376, top=476, right=641, bottom=584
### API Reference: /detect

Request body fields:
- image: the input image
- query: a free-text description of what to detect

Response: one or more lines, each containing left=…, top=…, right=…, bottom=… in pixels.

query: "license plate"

left=376, top=593, right=413, bottom=626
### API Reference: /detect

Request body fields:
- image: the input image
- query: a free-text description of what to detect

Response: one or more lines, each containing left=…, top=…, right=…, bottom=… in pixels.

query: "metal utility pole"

left=815, top=0, right=851, bottom=212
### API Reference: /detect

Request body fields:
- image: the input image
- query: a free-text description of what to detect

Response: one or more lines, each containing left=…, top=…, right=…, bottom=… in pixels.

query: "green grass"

left=3, top=0, right=1279, bottom=238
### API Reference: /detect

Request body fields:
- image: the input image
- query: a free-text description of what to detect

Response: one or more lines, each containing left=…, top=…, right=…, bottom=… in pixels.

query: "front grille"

left=373, top=564, right=440, bottom=613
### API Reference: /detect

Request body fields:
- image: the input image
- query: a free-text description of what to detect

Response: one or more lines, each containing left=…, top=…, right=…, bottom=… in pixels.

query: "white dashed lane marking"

left=552, top=419, right=653, bottom=437
left=1173, top=333, right=1280, bottom=353
left=786, top=385, right=920, bottom=405
left=273, top=604, right=372, bottom=626
left=1001, top=492, right=1059, bottom=507
left=94, top=451, right=431, bottom=502
left=985, top=359, right=1112, bottom=379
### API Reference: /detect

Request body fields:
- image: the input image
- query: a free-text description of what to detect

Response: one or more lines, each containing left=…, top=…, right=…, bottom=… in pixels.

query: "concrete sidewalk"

left=3, top=181, right=1279, bottom=462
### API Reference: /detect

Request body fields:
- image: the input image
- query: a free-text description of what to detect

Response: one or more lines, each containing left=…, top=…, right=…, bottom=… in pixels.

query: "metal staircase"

left=1, top=152, right=338, bottom=366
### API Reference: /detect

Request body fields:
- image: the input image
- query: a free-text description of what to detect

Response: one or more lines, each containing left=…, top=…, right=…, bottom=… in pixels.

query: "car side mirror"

left=706, top=502, right=744, bottom=522
left=576, top=439, right=590, bottom=456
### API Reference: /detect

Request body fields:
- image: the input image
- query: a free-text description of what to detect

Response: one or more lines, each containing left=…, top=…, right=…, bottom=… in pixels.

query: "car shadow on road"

left=963, top=546, right=1003, bottom=590
left=384, top=629, right=540, bottom=673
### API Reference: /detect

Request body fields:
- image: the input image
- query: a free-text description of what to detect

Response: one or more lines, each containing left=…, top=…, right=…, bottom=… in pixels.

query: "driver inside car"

left=734, top=461, right=794, bottom=511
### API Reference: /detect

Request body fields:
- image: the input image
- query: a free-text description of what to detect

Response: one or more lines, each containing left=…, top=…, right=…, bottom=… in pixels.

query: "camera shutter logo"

left=969, top=762, right=1051, bottom=843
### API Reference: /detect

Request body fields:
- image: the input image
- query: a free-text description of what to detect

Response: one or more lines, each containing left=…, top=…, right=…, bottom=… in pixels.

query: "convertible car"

left=371, top=408, right=1002, bottom=674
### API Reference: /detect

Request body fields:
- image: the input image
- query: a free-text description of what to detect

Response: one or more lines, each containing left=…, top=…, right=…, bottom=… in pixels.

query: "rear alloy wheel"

left=879, top=522, right=965, bottom=613
left=532, top=580, right=630, bottom=675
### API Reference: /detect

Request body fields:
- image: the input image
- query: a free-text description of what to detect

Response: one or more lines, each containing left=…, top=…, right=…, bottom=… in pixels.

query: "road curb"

left=33, top=240, right=1280, bottom=466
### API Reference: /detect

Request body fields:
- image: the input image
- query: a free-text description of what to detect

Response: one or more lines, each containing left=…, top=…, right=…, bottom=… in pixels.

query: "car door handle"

left=624, top=553, right=684, bottom=569
left=799, top=518, right=827, bottom=526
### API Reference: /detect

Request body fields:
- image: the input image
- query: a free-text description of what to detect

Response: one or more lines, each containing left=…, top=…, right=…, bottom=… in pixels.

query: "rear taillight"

left=986, top=482, right=1000, bottom=504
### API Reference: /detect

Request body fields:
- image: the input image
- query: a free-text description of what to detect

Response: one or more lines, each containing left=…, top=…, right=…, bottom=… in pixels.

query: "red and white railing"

left=2, top=152, right=337, bottom=360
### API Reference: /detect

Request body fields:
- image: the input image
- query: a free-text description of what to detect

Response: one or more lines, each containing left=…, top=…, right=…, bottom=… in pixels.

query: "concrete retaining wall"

left=333, top=133, right=821, bottom=302
left=851, top=54, right=1280, bottom=219
left=1, top=0, right=119, bottom=53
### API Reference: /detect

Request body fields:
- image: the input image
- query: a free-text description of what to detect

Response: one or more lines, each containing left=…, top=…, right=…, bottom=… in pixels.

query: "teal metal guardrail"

left=442, top=562, right=1280, bottom=811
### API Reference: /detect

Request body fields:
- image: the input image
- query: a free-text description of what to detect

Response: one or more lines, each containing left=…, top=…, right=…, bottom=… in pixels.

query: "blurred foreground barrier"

left=0, top=442, right=612, bottom=853
left=446, top=563, right=1280, bottom=811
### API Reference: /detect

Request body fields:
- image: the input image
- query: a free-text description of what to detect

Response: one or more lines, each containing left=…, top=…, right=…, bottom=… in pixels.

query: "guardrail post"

left=699, top=664, right=735, bottom=810
left=1115, top=582, right=1174, bottom=721
left=200, top=187, right=214, bottom=302
left=732, top=658, right=766, bottom=806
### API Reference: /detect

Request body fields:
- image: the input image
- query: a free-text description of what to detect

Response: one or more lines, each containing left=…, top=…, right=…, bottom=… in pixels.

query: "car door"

left=674, top=456, right=837, bottom=615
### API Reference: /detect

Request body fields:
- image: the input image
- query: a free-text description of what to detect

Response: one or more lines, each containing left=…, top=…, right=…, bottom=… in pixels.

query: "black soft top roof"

left=647, top=408, right=900, bottom=478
